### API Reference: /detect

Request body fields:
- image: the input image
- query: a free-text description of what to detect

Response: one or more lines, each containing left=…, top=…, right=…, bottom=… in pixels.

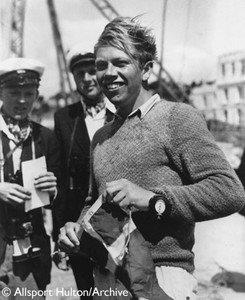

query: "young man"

left=0, top=57, right=59, bottom=294
left=59, top=17, right=245, bottom=299
left=53, top=45, right=114, bottom=297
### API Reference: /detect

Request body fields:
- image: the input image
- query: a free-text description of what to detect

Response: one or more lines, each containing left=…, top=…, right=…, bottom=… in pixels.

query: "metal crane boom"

left=10, top=0, right=26, bottom=57
left=90, top=0, right=119, bottom=20
left=47, top=0, right=73, bottom=103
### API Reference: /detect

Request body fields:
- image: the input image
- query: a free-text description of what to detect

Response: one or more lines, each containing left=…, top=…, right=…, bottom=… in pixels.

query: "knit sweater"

left=89, top=98, right=245, bottom=273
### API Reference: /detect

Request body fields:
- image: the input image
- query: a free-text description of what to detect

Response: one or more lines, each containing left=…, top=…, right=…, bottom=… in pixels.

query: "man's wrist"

left=148, top=194, right=169, bottom=219
left=139, top=191, right=155, bottom=210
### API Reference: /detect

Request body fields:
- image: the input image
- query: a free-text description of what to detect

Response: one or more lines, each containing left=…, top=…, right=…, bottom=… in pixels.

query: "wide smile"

left=104, top=82, right=125, bottom=92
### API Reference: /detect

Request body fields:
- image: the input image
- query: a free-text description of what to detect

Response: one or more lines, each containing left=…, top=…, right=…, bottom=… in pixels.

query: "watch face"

left=155, top=199, right=166, bottom=215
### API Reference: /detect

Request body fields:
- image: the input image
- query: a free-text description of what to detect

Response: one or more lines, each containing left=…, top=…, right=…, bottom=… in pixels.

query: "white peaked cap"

left=0, top=57, right=44, bottom=77
left=66, top=43, right=95, bottom=72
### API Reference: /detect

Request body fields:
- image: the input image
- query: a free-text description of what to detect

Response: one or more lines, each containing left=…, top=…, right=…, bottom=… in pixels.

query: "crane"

left=90, top=0, right=119, bottom=20
left=10, top=0, right=26, bottom=57
left=6, top=0, right=189, bottom=104
left=47, top=0, right=75, bottom=104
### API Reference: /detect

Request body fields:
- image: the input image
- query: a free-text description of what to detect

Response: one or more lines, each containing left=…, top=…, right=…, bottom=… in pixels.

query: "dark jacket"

left=0, top=121, right=61, bottom=289
left=53, top=101, right=113, bottom=239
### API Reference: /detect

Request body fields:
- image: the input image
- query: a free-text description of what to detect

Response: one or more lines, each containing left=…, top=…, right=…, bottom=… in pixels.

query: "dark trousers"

left=0, top=237, right=51, bottom=300
left=69, top=253, right=94, bottom=299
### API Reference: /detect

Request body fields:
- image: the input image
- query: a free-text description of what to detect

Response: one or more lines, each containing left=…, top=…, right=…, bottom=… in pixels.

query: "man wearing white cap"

left=53, top=45, right=114, bottom=297
left=0, top=57, right=60, bottom=294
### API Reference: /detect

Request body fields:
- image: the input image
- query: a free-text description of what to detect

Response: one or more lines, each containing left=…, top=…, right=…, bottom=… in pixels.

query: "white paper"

left=22, top=156, right=50, bottom=212
left=13, top=238, right=31, bottom=256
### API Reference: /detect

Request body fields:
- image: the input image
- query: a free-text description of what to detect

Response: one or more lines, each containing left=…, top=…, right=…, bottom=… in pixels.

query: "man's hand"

left=52, top=243, right=69, bottom=271
left=58, top=222, right=83, bottom=254
left=34, top=172, right=57, bottom=196
left=0, top=182, right=31, bottom=206
left=105, top=178, right=155, bottom=210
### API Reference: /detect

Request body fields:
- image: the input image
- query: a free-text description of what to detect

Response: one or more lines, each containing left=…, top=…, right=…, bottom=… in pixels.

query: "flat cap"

left=0, top=57, right=44, bottom=87
left=67, top=44, right=95, bottom=73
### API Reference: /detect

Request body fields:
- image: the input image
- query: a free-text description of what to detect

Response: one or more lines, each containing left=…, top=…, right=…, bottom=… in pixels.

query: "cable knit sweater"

left=89, top=98, right=245, bottom=273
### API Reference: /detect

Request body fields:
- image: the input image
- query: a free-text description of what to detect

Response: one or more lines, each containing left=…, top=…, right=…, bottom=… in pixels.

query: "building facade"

left=191, top=51, right=245, bottom=126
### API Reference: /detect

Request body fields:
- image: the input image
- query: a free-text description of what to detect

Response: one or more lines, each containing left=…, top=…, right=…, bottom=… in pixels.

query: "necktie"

left=4, top=116, right=31, bottom=143
left=86, top=101, right=105, bottom=118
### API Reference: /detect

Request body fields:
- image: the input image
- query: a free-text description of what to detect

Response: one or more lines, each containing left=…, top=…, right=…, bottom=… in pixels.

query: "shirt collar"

left=82, top=96, right=116, bottom=118
left=128, top=93, right=161, bottom=119
left=104, top=98, right=116, bottom=114
left=0, top=112, right=32, bottom=144
left=0, top=114, right=18, bottom=142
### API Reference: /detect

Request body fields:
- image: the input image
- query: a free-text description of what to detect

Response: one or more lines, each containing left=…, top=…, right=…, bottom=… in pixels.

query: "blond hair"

left=94, top=17, right=157, bottom=68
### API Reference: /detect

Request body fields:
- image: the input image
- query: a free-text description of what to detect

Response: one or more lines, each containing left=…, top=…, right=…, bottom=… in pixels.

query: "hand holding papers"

left=22, top=156, right=50, bottom=212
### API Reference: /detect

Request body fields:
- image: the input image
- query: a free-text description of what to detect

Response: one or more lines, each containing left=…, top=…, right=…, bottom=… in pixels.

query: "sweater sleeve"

left=236, top=150, right=245, bottom=187
left=157, top=104, right=245, bottom=224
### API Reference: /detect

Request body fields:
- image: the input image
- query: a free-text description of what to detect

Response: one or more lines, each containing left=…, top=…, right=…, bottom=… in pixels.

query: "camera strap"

left=67, top=116, right=79, bottom=190
left=67, top=116, right=79, bottom=170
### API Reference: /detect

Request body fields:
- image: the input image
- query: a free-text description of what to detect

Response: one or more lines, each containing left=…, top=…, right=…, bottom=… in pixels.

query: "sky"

left=1, top=0, right=245, bottom=97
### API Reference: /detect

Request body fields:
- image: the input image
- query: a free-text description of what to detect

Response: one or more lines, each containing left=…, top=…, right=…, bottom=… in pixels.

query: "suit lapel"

left=20, top=135, right=32, bottom=162
left=21, top=123, right=43, bottom=163
left=2, top=133, right=14, bottom=179
left=67, top=102, right=114, bottom=156
left=68, top=102, right=90, bottom=156
left=74, top=115, right=90, bottom=152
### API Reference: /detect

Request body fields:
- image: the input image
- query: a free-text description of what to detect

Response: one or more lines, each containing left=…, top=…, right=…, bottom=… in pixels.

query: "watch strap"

left=149, top=194, right=166, bottom=219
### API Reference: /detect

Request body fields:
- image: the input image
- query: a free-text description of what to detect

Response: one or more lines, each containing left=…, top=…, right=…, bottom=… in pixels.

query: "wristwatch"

left=149, top=194, right=166, bottom=219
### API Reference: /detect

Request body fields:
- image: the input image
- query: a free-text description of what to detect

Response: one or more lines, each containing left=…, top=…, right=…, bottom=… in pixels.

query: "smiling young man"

left=0, top=57, right=60, bottom=294
left=59, top=17, right=245, bottom=299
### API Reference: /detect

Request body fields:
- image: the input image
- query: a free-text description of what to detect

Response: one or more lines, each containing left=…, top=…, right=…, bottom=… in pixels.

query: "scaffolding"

left=90, top=0, right=119, bottom=20
left=10, top=0, right=26, bottom=57
left=47, top=0, right=74, bottom=103
left=5, top=0, right=189, bottom=103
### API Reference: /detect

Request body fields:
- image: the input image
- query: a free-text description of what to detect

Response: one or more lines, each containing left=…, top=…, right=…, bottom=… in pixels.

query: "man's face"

left=95, top=46, right=142, bottom=110
left=0, top=85, right=38, bottom=120
left=72, top=63, right=101, bottom=103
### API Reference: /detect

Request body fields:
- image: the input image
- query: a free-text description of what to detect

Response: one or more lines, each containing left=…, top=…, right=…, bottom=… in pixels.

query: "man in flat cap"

left=0, top=57, right=60, bottom=295
left=52, top=45, right=114, bottom=297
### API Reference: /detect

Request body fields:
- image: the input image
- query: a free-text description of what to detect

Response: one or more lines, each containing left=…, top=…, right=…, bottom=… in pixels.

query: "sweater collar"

left=114, top=94, right=161, bottom=121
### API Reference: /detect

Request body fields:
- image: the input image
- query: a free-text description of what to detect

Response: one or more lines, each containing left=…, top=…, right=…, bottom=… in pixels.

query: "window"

left=238, top=108, right=242, bottom=125
left=224, top=88, right=228, bottom=100
left=221, top=63, right=226, bottom=76
left=224, top=109, right=228, bottom=121
left=231, top=62, right=235, bottom=75
left=238, top=86, right=244, bottom=99
left=241, top=59, right=245, bottom=75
